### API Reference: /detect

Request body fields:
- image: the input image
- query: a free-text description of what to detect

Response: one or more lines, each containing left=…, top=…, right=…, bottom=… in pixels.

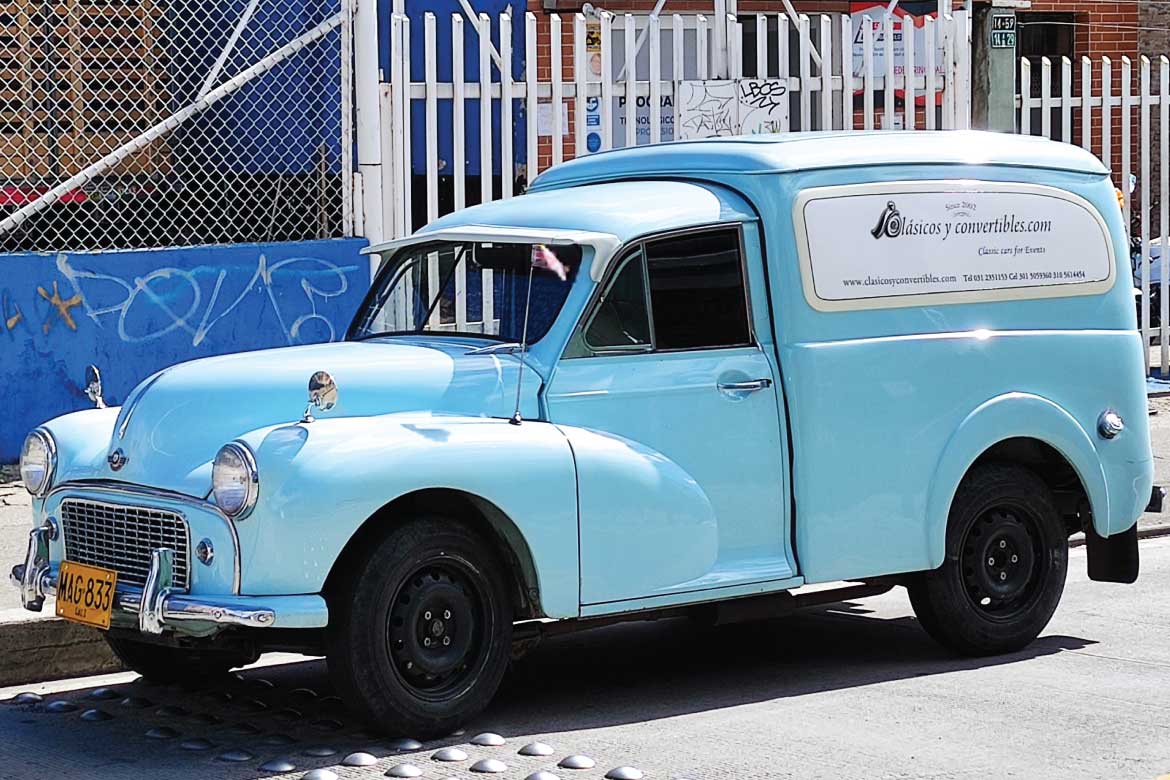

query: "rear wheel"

left=104, top=636, right=250, bottom=683
left=326, top=515, right=512, bottom=737
left=908, top=464, right=1068, bottom=656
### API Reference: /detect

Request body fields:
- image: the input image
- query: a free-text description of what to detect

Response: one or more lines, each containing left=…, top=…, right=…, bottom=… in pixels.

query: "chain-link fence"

left=0, top=0, right=349, bottom=252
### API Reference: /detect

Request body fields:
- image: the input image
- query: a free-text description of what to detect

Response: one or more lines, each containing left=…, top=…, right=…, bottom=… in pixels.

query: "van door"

left=546, top=224, right=796, bottom=608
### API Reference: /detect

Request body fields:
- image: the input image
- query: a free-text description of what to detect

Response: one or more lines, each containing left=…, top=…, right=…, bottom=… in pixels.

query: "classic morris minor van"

left=12, top=131, right=1160, bottom=736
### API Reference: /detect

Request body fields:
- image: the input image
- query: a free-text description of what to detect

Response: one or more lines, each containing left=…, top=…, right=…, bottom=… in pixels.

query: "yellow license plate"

left=56, top=561, right=118, bottom=630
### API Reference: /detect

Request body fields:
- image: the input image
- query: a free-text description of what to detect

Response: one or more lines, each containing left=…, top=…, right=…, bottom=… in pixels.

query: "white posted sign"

left=793, top=182, right=1116, bottom=311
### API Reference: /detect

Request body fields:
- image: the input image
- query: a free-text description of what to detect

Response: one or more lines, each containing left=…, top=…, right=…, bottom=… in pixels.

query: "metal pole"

left=355, top=0, right=384, bottom=249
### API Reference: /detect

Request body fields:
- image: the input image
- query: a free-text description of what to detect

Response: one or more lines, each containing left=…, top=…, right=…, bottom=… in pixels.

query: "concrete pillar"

left=971, top=2, right=1021, bottom=132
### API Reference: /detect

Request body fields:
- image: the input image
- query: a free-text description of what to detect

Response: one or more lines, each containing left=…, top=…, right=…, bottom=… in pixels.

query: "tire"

left=908, top=464, right=1068, bottom=656
left=326, top=515, right=513, bottom=738
left=105, top=636, right=249, bottom=683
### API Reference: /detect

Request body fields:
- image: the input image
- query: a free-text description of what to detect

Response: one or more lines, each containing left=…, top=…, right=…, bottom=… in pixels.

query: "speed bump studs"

left=216, top=748, right=255, bottom=763
left=559, top=755, right=596, bottom=770
left=155, top=705, right=188, bottom=718
left=87, top=687, right=121, bottom=701
left=525, top=772, right=562, bottom=780
left=119, top=697, right=153, bottom=709
left=385, top=763, right=423, bottom=777
left=262, top=733, right=298, bottom=746
left=471, top=732, right=506, bottom=747
left=46, top=700, right=78, bottom=713
left=259, top=757, right=297, bottom=773
left=311, top=717, right=345, bottom=731
left=12, top=692, right=43, bottom=705
left=470, top=758, right=509, bottom=773
left=519, top=742, right=556, bottom=757
left=80, top=708, right=112, bottom=722
left=303, top=771, right=339, bottom=780
left=605, top=768, right=645, bottom=780
left=180, top=737, right=214, bottom=751
left=146, top=726, right=179, bottom=739
left=387, top=737, right=423, bottom=751
left=432, top=747, right=468, bottom=762
left=303, top=746, right=339, bottom=757
left=342, top=752, right=378, bottom=767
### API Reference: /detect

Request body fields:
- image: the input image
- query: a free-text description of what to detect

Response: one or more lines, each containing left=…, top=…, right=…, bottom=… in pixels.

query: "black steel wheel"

left=387, top=559, right=489, bottom=702
left=326, top=515, right=512, bottom=737
left=909, top=464, right=1068, bottom=656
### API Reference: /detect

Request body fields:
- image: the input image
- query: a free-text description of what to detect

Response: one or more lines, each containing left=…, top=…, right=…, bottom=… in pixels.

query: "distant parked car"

left=12, top=131, right=1161, bottom=736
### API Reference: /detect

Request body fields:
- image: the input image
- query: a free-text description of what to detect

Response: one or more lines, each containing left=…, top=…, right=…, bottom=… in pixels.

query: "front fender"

left=233, top=414, right=580, bottom=618
left=926, top=392, right=1109, bottom=568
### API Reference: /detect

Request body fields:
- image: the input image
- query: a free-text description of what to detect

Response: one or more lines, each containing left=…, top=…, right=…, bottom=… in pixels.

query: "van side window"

left=584, top=250, right=652, bottom=351
left=644, top=228, right=751, bottom=350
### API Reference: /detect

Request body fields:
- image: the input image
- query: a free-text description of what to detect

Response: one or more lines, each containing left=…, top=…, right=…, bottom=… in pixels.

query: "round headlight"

left=211, top=443, right=258, bottom=519
left=19, top=429, right=56, bottom=497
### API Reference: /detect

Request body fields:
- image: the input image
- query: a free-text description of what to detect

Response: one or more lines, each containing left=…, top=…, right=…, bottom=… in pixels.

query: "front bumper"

left=11, top=524, right=326, bottom=636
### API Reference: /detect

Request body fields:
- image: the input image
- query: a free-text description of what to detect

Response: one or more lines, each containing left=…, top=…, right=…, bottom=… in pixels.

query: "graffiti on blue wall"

left=0, top=238, right=368, bottom=462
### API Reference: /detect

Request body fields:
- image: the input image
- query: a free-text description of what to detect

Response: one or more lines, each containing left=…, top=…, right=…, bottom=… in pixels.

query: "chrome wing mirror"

left=301, top=371, right=339, bottom=423
left=84, top=364, right=106, bottom=409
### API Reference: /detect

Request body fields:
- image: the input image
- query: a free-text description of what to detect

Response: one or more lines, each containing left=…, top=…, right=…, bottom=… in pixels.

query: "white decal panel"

left=793, top=181, right=1116, bottom=311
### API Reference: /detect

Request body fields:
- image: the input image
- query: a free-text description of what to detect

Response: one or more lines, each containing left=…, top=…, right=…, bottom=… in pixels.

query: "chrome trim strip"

left=10, top=563, right=276, bottom=630
left=45, top=481, right=242, bottom=595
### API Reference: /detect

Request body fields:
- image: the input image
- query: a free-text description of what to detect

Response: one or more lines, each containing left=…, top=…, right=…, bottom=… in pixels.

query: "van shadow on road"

left=489, top=601, right=1093, bottom=735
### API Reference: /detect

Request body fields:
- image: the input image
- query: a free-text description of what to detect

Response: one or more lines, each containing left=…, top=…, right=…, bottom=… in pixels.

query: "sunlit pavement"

left=0, top=538, right=1167, bottom=780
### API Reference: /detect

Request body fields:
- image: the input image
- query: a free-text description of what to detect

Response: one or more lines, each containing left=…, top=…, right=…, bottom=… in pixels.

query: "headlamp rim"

left=212, top=441, right=259, bottom=520
left=21, top=428, right=56, bottom=497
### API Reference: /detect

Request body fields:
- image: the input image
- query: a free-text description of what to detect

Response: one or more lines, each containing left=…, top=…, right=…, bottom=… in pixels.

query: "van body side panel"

left=732, top=164, right=1150, bottom=584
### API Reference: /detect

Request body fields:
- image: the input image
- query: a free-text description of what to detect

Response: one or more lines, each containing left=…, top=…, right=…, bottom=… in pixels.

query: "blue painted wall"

left=0, top=239, right=369, bottom=462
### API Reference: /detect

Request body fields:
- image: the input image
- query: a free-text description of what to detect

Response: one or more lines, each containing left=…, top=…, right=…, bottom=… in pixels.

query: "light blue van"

left=11, top=131, right=1160, bottom=736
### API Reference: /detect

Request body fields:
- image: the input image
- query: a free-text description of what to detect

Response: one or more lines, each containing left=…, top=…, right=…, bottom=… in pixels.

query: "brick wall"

left=1021, top=0, right=1138, bottom=190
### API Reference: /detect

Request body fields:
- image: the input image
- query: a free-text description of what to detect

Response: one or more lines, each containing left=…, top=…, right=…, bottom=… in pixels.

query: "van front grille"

left=60, top=498, right=190, bottom=590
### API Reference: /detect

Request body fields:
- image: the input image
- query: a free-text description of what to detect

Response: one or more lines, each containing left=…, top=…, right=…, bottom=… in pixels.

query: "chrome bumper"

left=10, top=524, right=275, bottom=635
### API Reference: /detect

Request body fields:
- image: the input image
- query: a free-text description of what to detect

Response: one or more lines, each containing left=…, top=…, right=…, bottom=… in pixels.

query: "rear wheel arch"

left=323, top=488, right=543, bottom=621
left=926, top=393, right=1109, bottom=567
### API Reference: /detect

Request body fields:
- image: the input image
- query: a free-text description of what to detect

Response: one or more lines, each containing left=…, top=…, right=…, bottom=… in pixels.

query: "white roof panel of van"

left=528, top=131, right=1109, bottom=192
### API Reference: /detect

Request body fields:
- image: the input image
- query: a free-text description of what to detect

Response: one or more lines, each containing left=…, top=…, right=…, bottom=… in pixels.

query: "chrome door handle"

left=717, top=378, right=773, bottom=393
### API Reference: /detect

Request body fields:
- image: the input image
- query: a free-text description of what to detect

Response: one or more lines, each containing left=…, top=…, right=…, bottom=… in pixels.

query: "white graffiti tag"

left=55, top=252, right=358, bottom=346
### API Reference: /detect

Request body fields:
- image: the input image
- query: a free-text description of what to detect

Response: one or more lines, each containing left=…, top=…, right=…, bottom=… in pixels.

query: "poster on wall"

left=850, top=0, right=946, bottom=105
left=676, top=80, right=789, bottom=139
left=795, top=184, right=1114, bottom=310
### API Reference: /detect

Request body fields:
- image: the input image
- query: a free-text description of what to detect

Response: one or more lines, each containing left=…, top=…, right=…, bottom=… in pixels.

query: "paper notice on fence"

left=677, top=80, right=789, bottom=139
left=794, top=183, right=1115, bottom=311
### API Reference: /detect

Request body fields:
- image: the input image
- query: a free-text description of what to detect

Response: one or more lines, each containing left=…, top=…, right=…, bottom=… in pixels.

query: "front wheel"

left=326, top=516, right=513, bottom=737
left=908, top=464, right=1068, bottom=656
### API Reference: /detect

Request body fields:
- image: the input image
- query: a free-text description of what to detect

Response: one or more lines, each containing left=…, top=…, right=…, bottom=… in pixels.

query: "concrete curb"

left=0, top=609, right=122, bottom=687
left=0, top=526, right=1168, bottom=688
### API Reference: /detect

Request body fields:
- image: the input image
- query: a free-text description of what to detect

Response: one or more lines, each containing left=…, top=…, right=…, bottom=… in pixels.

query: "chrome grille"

left=60, top=499, right=190, bottom=590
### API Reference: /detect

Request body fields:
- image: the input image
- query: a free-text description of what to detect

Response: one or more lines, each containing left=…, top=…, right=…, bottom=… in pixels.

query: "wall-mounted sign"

left=990, top=16, right=1016, bottom=49
left=850, top=0, right=946, bottom=106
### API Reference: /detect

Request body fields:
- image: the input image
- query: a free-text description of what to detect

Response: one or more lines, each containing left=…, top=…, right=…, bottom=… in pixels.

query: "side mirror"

left=84, top=365, right=106, bottom=409
left=301, top=371, right=339, bottom=423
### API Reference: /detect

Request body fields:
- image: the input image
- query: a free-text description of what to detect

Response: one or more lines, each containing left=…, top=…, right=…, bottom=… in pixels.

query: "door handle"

left=717, top=378, right=773, bottom=393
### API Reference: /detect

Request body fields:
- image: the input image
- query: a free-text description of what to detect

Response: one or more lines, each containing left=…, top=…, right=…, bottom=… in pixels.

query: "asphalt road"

left=1, top=537, right=1168, bottom=779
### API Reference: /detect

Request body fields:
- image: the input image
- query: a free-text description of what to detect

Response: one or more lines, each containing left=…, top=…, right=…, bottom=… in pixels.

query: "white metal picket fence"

left=1017, top=55, right=1169, bottom=374
left=381, top=9, right=972, bottom=242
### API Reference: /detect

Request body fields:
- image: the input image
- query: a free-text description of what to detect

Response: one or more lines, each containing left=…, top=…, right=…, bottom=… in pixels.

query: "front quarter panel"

left=234, top=414, right=580, bottom=619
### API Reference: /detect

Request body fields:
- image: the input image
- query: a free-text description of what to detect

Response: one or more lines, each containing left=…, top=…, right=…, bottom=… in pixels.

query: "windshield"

left=349, top=240, right=582, bottom=343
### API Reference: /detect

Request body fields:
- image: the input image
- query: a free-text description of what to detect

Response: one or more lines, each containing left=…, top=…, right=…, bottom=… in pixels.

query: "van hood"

left=80, top=338, right=537, bottom=496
